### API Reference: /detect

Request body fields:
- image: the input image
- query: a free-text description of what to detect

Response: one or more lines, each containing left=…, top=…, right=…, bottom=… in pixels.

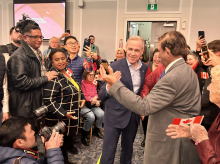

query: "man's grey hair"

left=49, top=37, right=60, bottom=45
left=126, top=35, right=145, bottom=49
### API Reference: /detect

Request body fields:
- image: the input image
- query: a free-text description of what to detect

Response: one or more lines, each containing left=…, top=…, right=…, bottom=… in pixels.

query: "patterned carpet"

left=68, top=123, right=145, bottom=164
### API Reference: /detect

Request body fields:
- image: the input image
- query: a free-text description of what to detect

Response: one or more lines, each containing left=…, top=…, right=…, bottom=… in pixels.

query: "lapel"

left=121, top=58, right=133, bottom=91
left=139, top=63, right=146, bottom=91
left=21, top=39, right=39, bottom=59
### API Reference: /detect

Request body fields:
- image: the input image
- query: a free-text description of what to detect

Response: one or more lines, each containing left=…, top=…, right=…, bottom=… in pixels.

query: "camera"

left=15, top=13, right=39, bottom=34
left=33, top=105, right=48, bottom=118
left=39, top=121, right=66, bottom=141
left=201, top=45, right=209, bottom=61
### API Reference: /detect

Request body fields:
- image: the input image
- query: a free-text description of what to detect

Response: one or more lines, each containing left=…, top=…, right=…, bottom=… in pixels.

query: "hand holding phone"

left=201, top=45, right=209, bottom=61
left=83, top=38, right=91, bottom=51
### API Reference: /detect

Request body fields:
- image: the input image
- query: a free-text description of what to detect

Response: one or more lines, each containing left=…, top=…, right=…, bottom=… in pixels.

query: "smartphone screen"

left=83, top=38, right=91, bottom=51
left=198, top=31, right=205, bottom=39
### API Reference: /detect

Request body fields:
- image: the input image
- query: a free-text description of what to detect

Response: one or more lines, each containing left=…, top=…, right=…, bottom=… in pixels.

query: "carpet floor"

left=68, top=124, right=145, bottom=164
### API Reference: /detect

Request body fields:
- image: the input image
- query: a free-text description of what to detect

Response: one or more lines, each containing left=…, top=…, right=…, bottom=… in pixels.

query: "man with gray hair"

left=43, top=36, right=60, bottom=57
left=98, top=35, right=148, bottom=164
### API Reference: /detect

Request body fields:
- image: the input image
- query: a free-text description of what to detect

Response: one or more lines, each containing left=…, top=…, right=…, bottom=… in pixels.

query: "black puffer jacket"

left=0, top=54, right=5, bottom=110
left=7, top=40, right=48, bottom=118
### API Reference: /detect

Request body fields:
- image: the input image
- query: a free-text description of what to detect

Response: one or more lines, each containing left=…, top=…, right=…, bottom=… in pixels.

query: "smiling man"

left=98, top=35, right=148, bottom=164
left=100, top=31, right=201, bottom=164
left=7, top=23, right=58, bottom=131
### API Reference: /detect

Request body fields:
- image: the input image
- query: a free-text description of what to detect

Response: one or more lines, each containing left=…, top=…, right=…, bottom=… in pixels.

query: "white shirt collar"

left=165, top=57, right=183, bottom=74
left=126, top=58, right=142, bottom=70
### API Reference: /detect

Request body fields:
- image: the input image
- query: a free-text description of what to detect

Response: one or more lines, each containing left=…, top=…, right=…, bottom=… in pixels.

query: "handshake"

left=90, top=96, right=101, bottom=106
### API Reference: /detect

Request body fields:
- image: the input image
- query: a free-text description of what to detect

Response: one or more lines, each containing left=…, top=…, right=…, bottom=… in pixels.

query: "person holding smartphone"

left=82, top=35, right=101, bottom=58
left=43, top=49, right=86, bottom=163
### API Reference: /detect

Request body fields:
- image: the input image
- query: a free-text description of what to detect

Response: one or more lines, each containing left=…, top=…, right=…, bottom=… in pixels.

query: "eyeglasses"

left=88, top=74, right=95, bottom=77
left=25, top=35, right=44, bottom=40
left=66, top=42, right=78, bottom=46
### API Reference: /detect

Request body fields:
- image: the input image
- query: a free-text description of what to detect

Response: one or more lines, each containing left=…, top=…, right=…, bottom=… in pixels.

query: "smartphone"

left=83, top=38, right=91, bottom=51
left=66, top=29, right=70, bottom=34
left=198, top=31, right=205, bottom=39
left=101, top=63, right=109, bottom=73
left=91, top=45, right=97, bottom=53
left=201, top=45, right=209, bottom=61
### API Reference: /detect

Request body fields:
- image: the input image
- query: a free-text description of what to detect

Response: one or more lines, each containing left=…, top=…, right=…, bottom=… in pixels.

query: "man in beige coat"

left=100, top=31, right=201, bottom=164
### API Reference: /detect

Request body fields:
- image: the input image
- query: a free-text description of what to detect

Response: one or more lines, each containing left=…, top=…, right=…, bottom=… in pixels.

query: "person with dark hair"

left=100, top=31, right=201, bottom=164
left=139, top=48, right=162, bottom=147
left=186, top=50, right=206, bottom=94
left=198, top=40, right=220, bottom=131
left=0, top=117, right=64, bottom=164
left=64, top=36, right=92, bottom=85
left=7, top=23, right=58, bottom=131
left=43, top=49, right=86, bottom=162
left=81, top=70, right=104, bottom=146
left=82, top=35, right=101, bottom=58
left=0, top=27, right=22, bottom=56
left=147, top=48, right=161, bottom=72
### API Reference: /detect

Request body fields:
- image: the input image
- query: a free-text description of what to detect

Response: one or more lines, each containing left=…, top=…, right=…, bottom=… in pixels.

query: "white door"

left=149, top=21, right=177, bottom=62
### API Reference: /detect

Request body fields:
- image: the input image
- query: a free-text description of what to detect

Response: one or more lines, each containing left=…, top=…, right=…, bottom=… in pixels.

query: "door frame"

left=123, top=18, right=180, bottom=48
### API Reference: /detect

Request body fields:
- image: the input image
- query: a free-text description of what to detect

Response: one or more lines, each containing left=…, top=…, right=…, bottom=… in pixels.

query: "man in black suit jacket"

left=98, top=36, right=148, bottom=164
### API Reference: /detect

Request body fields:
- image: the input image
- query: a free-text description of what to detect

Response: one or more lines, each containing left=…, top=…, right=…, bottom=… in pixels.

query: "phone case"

left=91, top=45, right=97, bottom=53
left=198, top=31, right=205, bottom=39
left=83, top=38, right=91, bottom=51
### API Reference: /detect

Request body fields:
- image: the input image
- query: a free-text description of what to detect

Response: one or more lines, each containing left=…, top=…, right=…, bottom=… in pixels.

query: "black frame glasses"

left=26, top=35, right=44, bottom=40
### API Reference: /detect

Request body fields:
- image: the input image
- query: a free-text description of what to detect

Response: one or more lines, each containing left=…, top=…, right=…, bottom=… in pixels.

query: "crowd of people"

left=0, top=18, right=220, bottom=164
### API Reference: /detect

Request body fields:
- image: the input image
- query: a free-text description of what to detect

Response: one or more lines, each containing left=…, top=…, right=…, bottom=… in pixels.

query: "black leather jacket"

left=7, top=40, right=48, bottom=118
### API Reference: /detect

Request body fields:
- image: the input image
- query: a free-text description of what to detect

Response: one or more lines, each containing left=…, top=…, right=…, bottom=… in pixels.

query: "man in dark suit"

left=98, top=35, right=148, bottom=164
left=100, top=31, right=201, bottom=164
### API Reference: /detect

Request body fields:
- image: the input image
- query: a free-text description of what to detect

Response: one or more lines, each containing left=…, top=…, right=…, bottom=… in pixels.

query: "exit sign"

left=148, top=4, right=157, bottom=10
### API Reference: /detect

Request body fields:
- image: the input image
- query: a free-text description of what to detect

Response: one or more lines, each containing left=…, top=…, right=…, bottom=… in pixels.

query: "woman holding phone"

left=43, top=49, right=86, bottom=164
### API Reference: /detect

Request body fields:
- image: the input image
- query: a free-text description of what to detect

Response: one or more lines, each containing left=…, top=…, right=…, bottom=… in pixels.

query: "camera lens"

left=54, top=121, right=66, bottom=133
left=33, top=105, right=48, bottom=118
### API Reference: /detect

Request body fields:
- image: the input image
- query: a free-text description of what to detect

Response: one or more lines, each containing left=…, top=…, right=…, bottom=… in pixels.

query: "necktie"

left=159, top=70, right=165, bottom=80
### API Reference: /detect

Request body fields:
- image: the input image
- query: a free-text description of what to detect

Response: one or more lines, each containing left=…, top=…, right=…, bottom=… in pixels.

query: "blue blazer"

left=98, top=58, right=148, bottom=128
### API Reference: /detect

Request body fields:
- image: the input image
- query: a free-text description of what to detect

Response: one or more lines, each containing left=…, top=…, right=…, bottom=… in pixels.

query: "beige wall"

left=0, top=0, right=219, bottom=60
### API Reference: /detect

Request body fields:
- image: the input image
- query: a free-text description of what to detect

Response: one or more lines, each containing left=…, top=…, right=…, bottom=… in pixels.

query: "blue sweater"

left=0, top=146, right=64, bottom=164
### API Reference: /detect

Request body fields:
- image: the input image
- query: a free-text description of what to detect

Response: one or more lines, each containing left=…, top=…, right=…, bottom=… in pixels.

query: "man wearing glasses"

left=7, top=24, right=58, bottom=131
left=64, top=36, right=93, bottom=85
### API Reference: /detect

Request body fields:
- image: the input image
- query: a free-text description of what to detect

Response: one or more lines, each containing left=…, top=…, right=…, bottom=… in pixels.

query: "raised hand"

left=83, top=46, right=92, bottom=58
left=100, top=65, right=121, bottom=86
left=196, top=36, right=206, bottom=51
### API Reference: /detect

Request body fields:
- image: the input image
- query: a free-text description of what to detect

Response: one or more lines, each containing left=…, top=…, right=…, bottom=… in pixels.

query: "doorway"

left=126, top=21, right=177, bottom=63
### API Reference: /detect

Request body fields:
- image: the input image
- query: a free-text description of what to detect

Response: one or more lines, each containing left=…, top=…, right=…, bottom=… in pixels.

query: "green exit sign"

left=148, top=4, right=157, bottom=10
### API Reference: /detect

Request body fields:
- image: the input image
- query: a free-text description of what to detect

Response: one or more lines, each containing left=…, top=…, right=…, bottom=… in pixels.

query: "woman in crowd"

left=186, top=50, right=206, bottom=94
left=166, top=65, right=220, bottom=164
left=43, top=49, right=86, bottom=164
left=81, top=71, right=104, bottom=146
left=140, top=49, right=162, bottom=147
left=114, top=48, right=126, bottom=61
left=147, top=48, right=161, bottom=72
